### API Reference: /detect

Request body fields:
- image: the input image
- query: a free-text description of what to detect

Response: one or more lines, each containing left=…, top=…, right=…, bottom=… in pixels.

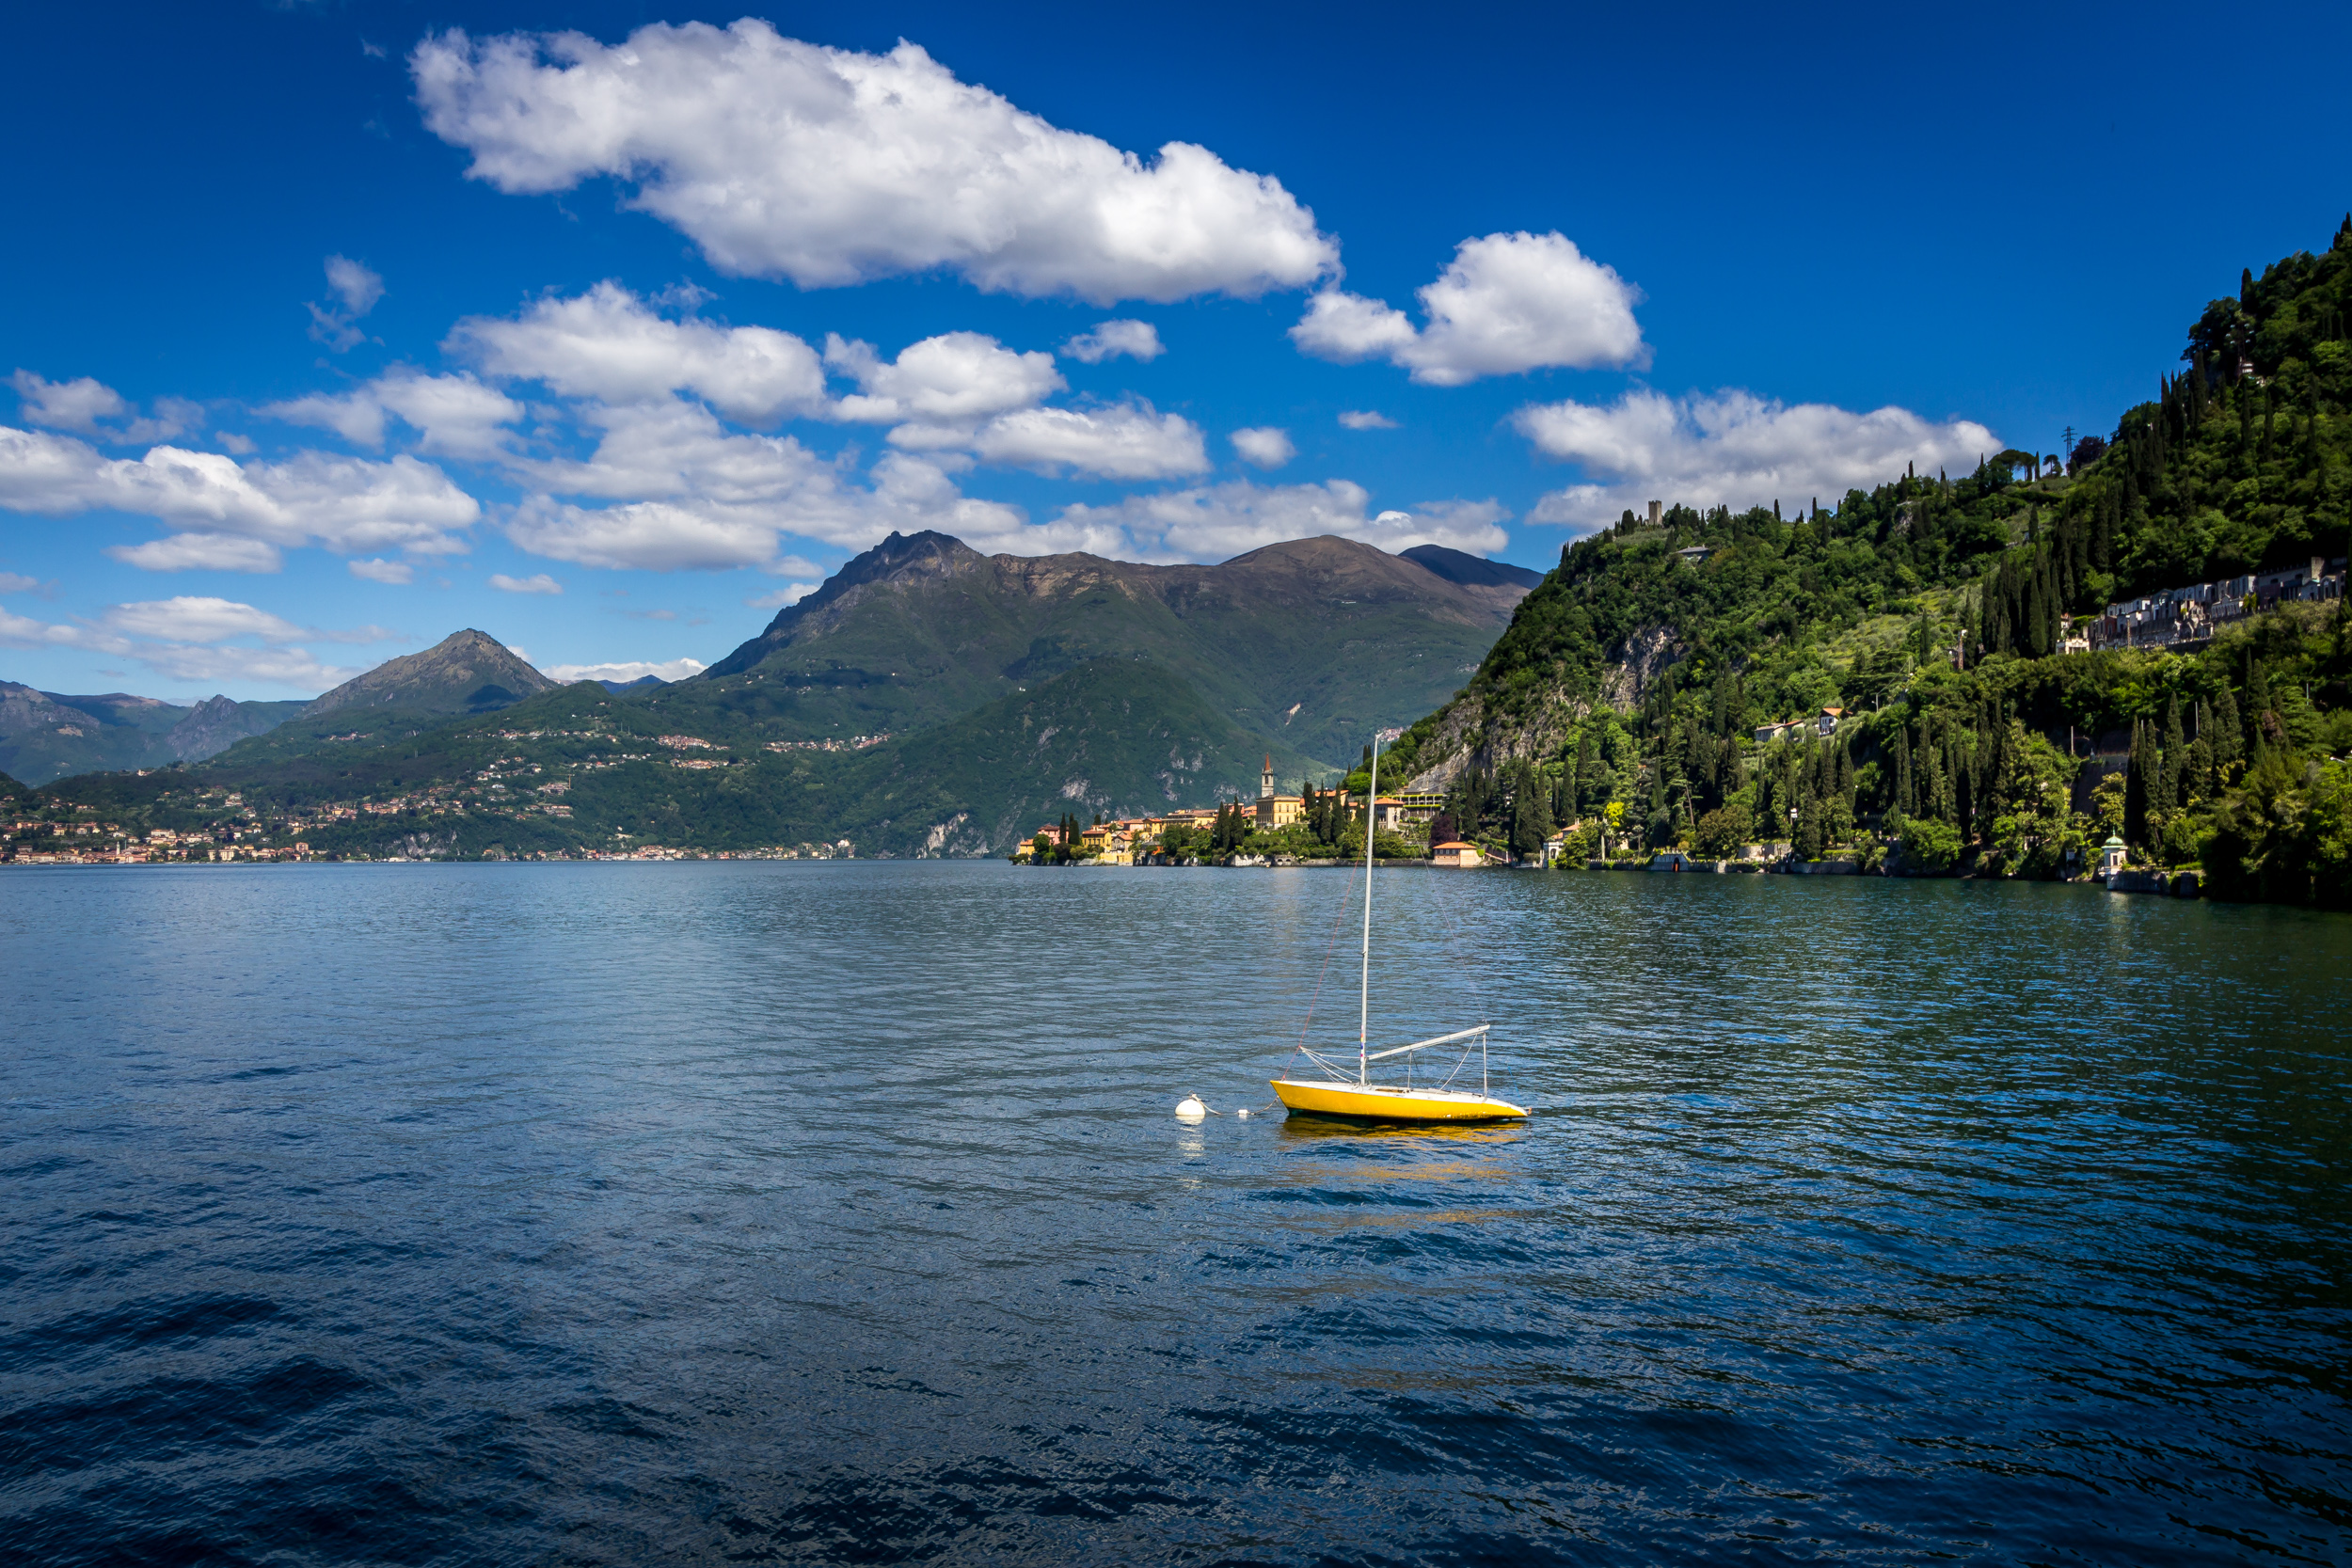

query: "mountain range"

left=700, top=531, right=1528, bottom=761
left=0, top=683, right=306, bottom=786
left=22, top=534, right=1532, bottom=853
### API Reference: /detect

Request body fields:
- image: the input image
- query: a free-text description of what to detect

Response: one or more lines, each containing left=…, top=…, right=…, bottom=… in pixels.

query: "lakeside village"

left=0, top=730, right=888, bottom=867
left=1016, top=738, right=2174, bottom=896
left=1022, top=554, right=2349, bottom=898
left=4, top=561, right=2336, bottom=884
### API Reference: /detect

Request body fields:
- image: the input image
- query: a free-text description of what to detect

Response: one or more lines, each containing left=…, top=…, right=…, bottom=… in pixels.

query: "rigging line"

left=1288, top=858, right=1359, bottom=1069
left=1427, top=863, right=1495, bottom=1029
left=1419, top=858, right=1516, bottom=1105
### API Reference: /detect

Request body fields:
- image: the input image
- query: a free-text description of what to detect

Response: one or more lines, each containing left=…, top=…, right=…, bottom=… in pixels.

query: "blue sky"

left=3, top=0, right=2346, bottom=701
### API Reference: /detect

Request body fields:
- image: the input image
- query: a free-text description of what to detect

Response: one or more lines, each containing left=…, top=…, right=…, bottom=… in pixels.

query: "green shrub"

left=1901, top=816, right=1963, bottom=873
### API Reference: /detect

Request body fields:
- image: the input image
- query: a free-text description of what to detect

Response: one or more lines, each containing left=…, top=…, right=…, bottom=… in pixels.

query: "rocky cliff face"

left=166, top=694, right=282, bottom=762
left=1403, top=625, right=1681, bottom=794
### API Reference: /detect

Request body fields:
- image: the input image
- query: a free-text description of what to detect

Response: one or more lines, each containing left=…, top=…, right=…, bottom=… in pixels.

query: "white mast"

left=1359, top=734, right=1375, bottom=1085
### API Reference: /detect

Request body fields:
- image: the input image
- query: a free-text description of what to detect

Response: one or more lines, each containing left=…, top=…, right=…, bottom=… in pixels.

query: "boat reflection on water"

left=1272, top=1113, right=1530, bottom=1146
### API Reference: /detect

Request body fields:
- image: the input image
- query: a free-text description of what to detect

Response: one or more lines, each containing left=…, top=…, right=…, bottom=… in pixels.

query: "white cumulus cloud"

left=1230, top=427, right=1295, bottom=469
left=510, top=498, right=794, bottom=575
left=1338, top=410, right=1398, bottom=431
left=309, top=255, right=386, bottom=352
left=826, top=331, right=1063, bottom=425
left=450, top=282, right=827, bottom=422
left=1515, top=388, right=1998, bottom=531
left=1291, top=291, right=1417, bottom=362
left=0, top=594, right=392, bottom=692
left=348, top=558, right=415, bottom=584
left=1293, top=231, right=1645, bottom=386
left=1053, top=480, right=1507, bottom=562
left=268, top=368, right=523, bottom=460
left=107, top=533, right=286, bottom=573
left=745, top=583, right=821, bottom=610
left=1062, top=320, right=1164, bottom=363
left=102, top=596, right=310, bottom=644
left=543, top=656, right=707, bottom=684
left=0, top=425, right=480, bottom=565
left=489, top=572, right=564, bottom=594
left=506, top=397, right=863, bottom=567
left=136, top=643, right=364, bottom=690
left=971, top=401, right=1208, bottom=481
left=410, top=21, right=1337, bottom=303
left=10, top=371, right=198, bottom=444
left=501, top=398, right=987, bottom=570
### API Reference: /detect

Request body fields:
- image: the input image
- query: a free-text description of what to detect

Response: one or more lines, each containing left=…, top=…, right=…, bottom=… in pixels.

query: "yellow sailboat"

left=1271, top=734, right=1529, bottom=1124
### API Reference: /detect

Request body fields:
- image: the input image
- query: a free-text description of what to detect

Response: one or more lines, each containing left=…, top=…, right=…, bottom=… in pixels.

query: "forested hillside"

left=9, top=533, right=1518, bottom=859
left=1391, top=219, right=2352, bottom=907
left=0, top=684, right=305, bottom=785
left=24, top=656, right=1327, bottom=862
left=699, top=531, right=1522, bottom=764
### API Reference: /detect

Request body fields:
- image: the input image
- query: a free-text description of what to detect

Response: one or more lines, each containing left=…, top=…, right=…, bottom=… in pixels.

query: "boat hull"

left=1271, top=1079, right=1529, bottom=1122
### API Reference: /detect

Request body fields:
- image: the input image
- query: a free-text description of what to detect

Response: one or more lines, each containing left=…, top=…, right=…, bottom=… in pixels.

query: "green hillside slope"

left=819, top=657, right=1327, bottom=853
left=29, top=657, right=1326, bottom=860
left=698, top=531, right=1522, bottom=764
left=0, top=682, right=303, bottom=786
left=1396, top=219, right=2351, bottom=906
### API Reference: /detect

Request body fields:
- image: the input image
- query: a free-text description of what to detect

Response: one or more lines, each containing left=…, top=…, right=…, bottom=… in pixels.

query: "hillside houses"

left=2089, top=557, right=2344, bottom=651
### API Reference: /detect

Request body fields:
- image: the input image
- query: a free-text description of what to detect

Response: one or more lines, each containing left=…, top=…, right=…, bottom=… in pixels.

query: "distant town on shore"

left=7, top=227, right=2352, bottom=910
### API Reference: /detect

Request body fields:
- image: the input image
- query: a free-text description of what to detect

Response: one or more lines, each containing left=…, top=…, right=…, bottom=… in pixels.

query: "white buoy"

left=1236, top=1107, right=1250, bottom=1119
left=1175, top=1095, right=1207, bottom=1122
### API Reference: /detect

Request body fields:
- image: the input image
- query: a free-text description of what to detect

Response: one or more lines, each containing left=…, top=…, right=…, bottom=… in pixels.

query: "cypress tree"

left=1952, top=736, right=1975, bottom=840
left=1893, top=725, right=1915, bottom=816
left=2209, top=681, right=2243, bottom=783
left=1917, top=721, right=1947, bottom=823
left=2245, top=655, right=2274, bottom=752
left=1512, top=765, right=1554, bottom=858
left=2160, top=696, right=2186, bottom=812
left=2123, top=721, right=2152, bottom=846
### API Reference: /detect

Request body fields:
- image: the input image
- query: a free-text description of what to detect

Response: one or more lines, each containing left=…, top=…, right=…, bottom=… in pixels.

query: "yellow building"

left=1254, top=754, right=1305, bottom=831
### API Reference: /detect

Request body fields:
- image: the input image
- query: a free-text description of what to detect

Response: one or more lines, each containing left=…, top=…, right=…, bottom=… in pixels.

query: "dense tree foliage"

left=1413, top=221, right=2352, bottom=905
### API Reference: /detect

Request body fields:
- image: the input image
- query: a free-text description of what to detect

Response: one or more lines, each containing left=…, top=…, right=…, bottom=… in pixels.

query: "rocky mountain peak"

left=302, top=629, right=557, bottom=720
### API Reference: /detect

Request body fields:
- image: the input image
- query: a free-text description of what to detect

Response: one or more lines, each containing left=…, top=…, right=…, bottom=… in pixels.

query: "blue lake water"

left=2, top=861, right=2348, bottom=1564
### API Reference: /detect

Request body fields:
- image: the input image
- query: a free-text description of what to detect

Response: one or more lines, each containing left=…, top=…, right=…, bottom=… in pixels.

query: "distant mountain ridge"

left=0, top=681, right=305, bottom=785
left=1400, top=544, right=1545, bottom=590
left=702, top=531, right=1530, bottom=764
left=21, top=536, right=1543, bottom=855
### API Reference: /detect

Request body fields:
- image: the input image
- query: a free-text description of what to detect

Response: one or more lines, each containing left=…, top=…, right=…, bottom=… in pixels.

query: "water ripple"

left=0, top=862, right=2345, bottom=1564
